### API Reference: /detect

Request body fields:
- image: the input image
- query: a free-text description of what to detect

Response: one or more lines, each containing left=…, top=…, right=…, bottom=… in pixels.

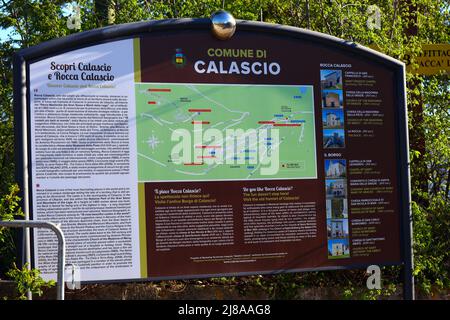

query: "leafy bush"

left=0, top=184, right=24, bottom=277
left=412, top=198, right=450, bottom=293
left=5, top=263, right=55, bottom=300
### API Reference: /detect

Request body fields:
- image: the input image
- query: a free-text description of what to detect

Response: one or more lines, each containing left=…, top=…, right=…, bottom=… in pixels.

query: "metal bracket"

left=65, top=263, right=81, bottom=290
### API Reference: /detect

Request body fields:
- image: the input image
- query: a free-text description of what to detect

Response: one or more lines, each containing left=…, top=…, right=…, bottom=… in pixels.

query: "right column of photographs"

left=321, top=69, right=350, bottom=259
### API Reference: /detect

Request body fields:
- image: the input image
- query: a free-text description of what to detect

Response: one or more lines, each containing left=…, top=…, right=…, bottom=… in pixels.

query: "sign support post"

left=397, top=66, right=415, bottom=300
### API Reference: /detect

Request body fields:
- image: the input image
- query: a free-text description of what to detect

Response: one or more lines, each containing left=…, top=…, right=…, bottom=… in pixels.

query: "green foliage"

left=252, top=274, right=303, bottom=299
left=409, top=73, right=450, bottom=294
left=5, top=263, right=55, bottom=300
left=342, top=283, right=397, bottom=300
left=0, top=183, right=23, bottom=221
left=412, top=197, right=450, bottom=292
left=0, top=184, right=24, bottom=277
left=0, top=42, right=15, bottom=197
left=228, top=267, right=402, bottom=299
left=0, top=185, right=54, bottom=300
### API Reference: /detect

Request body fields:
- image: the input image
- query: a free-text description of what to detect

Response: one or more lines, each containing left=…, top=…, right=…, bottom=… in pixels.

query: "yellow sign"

left=369, top=44, right=449, bottom=76
left=405, top=44, right=450, bottom=75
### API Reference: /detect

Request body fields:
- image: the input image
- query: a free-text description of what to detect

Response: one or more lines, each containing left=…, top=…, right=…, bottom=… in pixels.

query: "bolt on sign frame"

left=13, top=18, right=414, bottom=299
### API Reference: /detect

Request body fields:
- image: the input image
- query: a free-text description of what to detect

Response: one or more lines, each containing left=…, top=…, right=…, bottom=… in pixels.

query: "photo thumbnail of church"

left=324, top=159, right=346, bottom=178
left=322, top=109, right=344, bottom=129
left=320, top=69, right=342, bottom=90
left=325, top=179, right=347, bottom=199
left=327, top=218, right=349, bottom=239
left=327, top=239, right=350, bottom=259
left=321, top=89, right=343, bottom=108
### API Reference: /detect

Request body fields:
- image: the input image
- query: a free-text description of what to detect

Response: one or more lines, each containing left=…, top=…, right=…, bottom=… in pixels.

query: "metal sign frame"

left=13, top=18, right=414, bottom=299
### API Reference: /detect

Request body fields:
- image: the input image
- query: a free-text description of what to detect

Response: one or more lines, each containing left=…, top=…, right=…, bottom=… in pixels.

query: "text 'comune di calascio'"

left=48, top=61, right=115, bottom=81
left=194, top=47, right=281, bottom=76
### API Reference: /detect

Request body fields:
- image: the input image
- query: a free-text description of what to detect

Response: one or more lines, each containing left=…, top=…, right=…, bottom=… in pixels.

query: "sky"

left=0, top=27, right=15, bottom=43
